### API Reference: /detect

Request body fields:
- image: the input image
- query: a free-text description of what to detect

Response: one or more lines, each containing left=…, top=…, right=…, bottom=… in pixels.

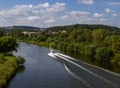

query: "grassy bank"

left=0, top=54, right=25, bottom=88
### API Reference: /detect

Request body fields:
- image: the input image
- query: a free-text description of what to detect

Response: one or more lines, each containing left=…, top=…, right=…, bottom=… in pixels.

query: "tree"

left=68, top=30, right=84, bottom=43
left=92, top=29, right=108, bottom=46
left=0, top=29, right=4, bottom=37
left=17, top=56, right=25, bottom=64
left=113, top=53, right=120, bottom=64
left=0, top=37, right=18, bottom=53
left=84, top=44, right=96, bottom=57
left=9, top=29, right=21, bottom=38
left=104, top=35, right=120, bottom=53
left=66, top=44, right=74, bottom=52
left=95, top=47, right=114, bottom=61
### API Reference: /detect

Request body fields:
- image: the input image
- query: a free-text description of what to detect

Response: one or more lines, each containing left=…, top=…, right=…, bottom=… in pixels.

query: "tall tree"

left=92, top=29, right=108, bottom=46
left=0, top=37, right=18, bottom=53
left=0, top=29, right=4, bottom=37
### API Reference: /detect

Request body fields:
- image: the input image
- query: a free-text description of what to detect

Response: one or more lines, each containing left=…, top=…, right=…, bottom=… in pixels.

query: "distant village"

left=1, top=26, right=67, bottom=37
left=21, top=30, right=67, bottom=36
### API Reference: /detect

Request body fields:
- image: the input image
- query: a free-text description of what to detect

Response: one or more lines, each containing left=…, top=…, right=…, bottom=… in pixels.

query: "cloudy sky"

left=0, top=0, right=120, bottom=28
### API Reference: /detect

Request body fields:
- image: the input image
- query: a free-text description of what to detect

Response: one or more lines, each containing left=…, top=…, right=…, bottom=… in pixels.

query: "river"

left=7, top=43, right=120, bottom=88
left=7, top=43, right=85, bottom=88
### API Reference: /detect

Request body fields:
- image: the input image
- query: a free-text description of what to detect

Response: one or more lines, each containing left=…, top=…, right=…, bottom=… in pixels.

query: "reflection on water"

left=17, top=65, right=25, bottom=73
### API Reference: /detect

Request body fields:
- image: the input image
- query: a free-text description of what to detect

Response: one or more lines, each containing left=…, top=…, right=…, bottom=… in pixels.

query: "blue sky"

left=0, top=0, right=120, bottom=28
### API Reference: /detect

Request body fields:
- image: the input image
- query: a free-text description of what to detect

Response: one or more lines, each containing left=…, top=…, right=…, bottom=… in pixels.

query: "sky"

left=0, top=0, right=120, bottom=28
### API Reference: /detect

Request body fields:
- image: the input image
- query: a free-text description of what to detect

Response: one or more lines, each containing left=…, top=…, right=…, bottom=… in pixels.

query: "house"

left=61, top=30, right=66, bottom=33
left=48, top=31, right=58, bottom=35
left=21, top=31, right=29, bottom=35
left=21, top=31, right=41, bottom=36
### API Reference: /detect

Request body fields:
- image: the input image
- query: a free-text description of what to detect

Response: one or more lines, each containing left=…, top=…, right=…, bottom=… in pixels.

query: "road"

left=54, top=53, right=120, bottom=88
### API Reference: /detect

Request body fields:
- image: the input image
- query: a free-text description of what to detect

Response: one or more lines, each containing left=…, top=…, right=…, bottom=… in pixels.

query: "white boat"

left=48, top=49, right=57, bottom=58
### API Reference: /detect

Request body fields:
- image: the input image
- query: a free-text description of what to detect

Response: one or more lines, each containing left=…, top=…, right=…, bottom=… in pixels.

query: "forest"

left=7, top=24, right=120, bottom=68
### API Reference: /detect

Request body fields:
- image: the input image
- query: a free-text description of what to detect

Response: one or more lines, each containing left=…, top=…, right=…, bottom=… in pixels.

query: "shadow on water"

left=17, top=65, right=25, bottom=73
left=4, top=65, right=25, bottom=88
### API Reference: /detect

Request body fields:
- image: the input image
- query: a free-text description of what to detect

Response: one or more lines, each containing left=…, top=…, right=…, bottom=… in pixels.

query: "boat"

left=48, top=49, right=57, bottom=58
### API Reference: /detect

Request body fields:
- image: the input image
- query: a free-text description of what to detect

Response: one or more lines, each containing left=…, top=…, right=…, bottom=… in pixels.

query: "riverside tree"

left=0, top=37, right=18, bottom=53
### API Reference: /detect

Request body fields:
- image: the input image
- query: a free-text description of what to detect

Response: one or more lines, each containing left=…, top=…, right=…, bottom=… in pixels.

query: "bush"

left=84, top=44, right=96, bottom=57
left=0, top=37, right=18, bottom=53
left=49, top=42, right=57, bottom=49
left=0, top=54, right=5, bottom=64
left=66, top=44, right=74, bottom=52
left=17, top=56, right=25, bottom=65
left=0, top=56, right=19, bottom=88
left=113, top=53, right=120, bottom=64
left=95, top=47, right=114, bottom=61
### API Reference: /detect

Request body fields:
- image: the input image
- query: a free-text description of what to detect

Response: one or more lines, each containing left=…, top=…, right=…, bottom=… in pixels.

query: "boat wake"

left=48, top=50, right=120, bottom=88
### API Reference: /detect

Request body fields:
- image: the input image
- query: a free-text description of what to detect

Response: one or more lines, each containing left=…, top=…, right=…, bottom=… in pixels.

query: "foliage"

left=17, top=56, right=25, bottom=64
left=0, top=37, right=18, bottom=53
left=12, top=24, right=120, bottom=65
left=0, top=55, right=19, bottom=88
left=9, top=29, right=21, bottom=38
left=84, top=44, right=96, bottom=57
left=92, top=29, right=108, bottom=46
left=66, top=44, right=74, bottom=52
left=0, top=29, right=4, bottom=37
left=113, top=54, right=120, bottom=64
left=95, top=47, right=114, bottom=61
left=0, top=31, right=25, bottom=88
left=0, top=54, right=5, bottom=64
left=104, top=35, right=120, bottom=53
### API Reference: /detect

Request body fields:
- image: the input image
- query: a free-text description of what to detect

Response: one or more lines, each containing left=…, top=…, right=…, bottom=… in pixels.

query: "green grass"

left=0, top=54, right=19, bottom=88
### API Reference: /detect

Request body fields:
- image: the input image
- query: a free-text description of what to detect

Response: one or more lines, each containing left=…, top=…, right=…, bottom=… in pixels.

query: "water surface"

left=8, top=43, right=85, bottom=88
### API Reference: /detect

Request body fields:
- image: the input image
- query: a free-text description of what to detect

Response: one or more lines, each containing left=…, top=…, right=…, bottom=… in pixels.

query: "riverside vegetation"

left=0, top=29, right=25, bottom=88
left=8, top=24, right=120, bottom=73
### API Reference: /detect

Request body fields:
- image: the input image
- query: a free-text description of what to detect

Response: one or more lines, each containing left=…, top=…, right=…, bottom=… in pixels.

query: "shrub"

left=84, top=44, right=96, bottom=57
left=66, top=44, right=74, bottom=52
left=17, top=56, right=25, bottom=65
left=0, top=54, right=5, bottom=64
left=0, top=37, right=18, bottom=53
left=95, top=47, right=114, bottom=61
left=113, top=53, right=120, bottom=64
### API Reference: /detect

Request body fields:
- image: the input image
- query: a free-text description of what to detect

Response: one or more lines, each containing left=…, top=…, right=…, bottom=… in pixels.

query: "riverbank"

left=0, top=54, right=24, bottom=88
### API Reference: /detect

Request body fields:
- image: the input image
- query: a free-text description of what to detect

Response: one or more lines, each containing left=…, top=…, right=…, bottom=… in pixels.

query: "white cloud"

left=47, top=2, right=66, bottom=12
left=0, top=2, right=119, bottom=28
left=94, top=13, right=103, bottom=17
left=105, top=8, right=118, bottom=17
left=37, top=2, right=50, bottom=8
left=0, top=2, right=66, bottom=27
left=59, top=11, right=91, bottom=24
left=68, top=11, right=90, bottom=16
left=105, top=8, right=114, bottom=13
left=44, top=19, right=55, bottom=23
left=77, top=0, right=94, bottom=5
left=100, top=18, right=107, bottom=22
left=59, top=15, right=68, bottom=20
left=108, top=2, right=120, bottom=6
left=28, top=16, right=40, bottom=21
left=63, top=11, right=90, bottom=21
left=112, top=13, right=117, bottom=17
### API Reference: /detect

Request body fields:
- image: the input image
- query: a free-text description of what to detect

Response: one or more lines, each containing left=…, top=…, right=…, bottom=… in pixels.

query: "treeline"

left=46, top=24, right=120, bottom=34
left=1, top=25, right=41, bottom=33
left=0, top=29, right=25, bottom=88
left=7, top=24, right=120, bottom=65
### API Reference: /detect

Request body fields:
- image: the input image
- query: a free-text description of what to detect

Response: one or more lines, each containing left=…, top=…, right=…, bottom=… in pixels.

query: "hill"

left=46, top=24, right=120, bottom=34
left=1, top=26, right=41, bottom=32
